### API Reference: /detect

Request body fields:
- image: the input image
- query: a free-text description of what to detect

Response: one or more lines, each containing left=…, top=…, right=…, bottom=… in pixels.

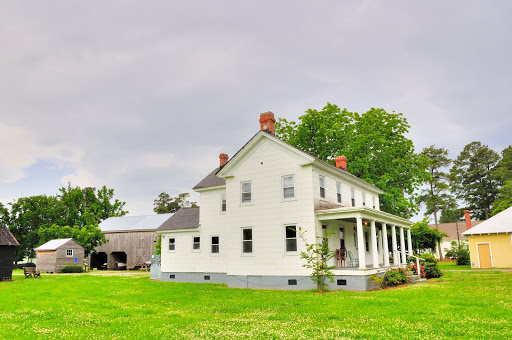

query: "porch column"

left=399, top=226, right=406, bottom=265
left=391, top=225, right=398, bottom=265
left=382, top=223, right=390, bottom=267
left=370, top=220, right=379, bottom=268
left=356, top=217, right=366, bottom=269
left=407, top=227, right=413, bottom=255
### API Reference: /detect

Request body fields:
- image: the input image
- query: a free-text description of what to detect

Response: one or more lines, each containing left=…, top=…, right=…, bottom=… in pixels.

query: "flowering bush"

left=384, top=267, right=411, bottom=287
left=409, top=263, right=427, bottom=278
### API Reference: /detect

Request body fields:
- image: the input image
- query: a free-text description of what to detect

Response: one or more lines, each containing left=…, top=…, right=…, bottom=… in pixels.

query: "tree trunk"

left=433, top=205, right=444, bottom=261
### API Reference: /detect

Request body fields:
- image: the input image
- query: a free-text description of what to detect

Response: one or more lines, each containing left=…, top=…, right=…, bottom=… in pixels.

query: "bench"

left=23, top=267, right=41, bottom=278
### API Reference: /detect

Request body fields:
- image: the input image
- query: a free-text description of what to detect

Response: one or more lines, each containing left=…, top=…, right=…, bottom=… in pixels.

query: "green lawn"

left=438, top=261, right=471, bottom=270
left=1, top=271, right=511, bottom=339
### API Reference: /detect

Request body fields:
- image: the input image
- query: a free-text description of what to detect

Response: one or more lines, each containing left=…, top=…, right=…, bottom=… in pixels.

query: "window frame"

left=211, top=235, right=220, bottom=254
left=336, top=182, right=342, bottom=203
left=168, top=237, right=176, bottom=252
left=362, top=192, right=366, bottom=206
left=285, top=225, right=298, bottom=253
left=192, top=236, right=200, bottom=251
left=282, top=175, right=295, bottom=200
left=242, top=227, right=253, bottom=254
left=220, top=193, right=227, bottom=213
left=66, top=249, right=73, bottom=257
left=241, top=181, right=252, bottom=204
left=319, top=176, right=326, bottom=199
left=372, top=196, right=376, bottom=209
left=350, top=188, right=356, bottom=207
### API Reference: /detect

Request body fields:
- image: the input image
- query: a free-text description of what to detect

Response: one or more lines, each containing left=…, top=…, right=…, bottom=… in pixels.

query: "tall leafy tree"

left=493, top=145, right=512, bottom=183
left=492, top=181, right=512, bottom=216
left=153, top=192, right=197, bottom=214
left=416, top=145, right=452, bottom=259
left=276, top=104, right=428, bottom=218
left=439, top=204, right=464, bottom=223
left=410, top=219, right=447, bottom=254
left=450, top=141, right=500, bottom=220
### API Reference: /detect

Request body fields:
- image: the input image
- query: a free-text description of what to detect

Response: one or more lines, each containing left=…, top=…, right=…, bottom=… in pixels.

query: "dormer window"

left=319, top=176, right=325, bottom=198
left=241, top=181, right=252, bottom=204
left=336, top=183, right=341, bottom=203
left=351, top=188, right=355, bottom=207
left=362, top=193, right=366, bottom=206
left=283, top=176, right=295, bottom=199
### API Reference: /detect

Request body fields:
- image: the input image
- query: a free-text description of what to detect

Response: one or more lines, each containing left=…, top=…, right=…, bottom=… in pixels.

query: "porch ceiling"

left=315, top=206, right=412, bottom=227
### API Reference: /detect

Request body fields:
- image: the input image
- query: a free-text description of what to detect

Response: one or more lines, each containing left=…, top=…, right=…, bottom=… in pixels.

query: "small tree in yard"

left=299, top=227, right=336, bottom=292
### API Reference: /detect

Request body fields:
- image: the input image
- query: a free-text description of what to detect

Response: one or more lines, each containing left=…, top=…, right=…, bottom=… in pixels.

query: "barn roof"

left=0, top=227, right=19, bottom=246
left=35, top=238, right=74, bottom=251
left=99, top=213, right=173, bottom=232
left=462, top=206, right=512, bottom=236
left=158, top=207, right=200, bottom=231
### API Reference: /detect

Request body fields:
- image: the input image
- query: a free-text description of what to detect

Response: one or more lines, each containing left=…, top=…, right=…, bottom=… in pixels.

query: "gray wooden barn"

left=0, top=227, right=19, bottom=282
left=91, top=213, right=172, bottom=270
left=35, top=238, right=85, bottom=273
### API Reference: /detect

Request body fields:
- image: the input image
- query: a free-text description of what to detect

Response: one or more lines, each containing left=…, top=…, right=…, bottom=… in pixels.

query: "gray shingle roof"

left=157, top=207, right=200, bottom=231
left=428, top=221, right=483, bottom=241
left=462, top=206, right=512, bottom=235
left=192, top=167, right=226, bottom=190
left=99, top=213, right=173, bottom=232
left=0, top=227, right=19, bottom=246
left=35, top=238, right=74, bottom=251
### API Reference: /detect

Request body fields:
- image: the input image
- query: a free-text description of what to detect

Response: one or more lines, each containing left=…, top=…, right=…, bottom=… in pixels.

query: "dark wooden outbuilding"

left=35, top=238, right=85, bottom=273
left=0, top=227, right=19, bottom=282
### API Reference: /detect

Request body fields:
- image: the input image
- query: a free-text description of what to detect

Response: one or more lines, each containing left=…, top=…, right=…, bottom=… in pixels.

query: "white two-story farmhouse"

left=157, top=112, right=413, bottom=291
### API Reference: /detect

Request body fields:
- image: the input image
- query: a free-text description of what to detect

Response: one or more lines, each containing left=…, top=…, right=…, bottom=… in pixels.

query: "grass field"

left=1, top=271, right=511, bottom=339
left=437, top=261, right=471, bottom=270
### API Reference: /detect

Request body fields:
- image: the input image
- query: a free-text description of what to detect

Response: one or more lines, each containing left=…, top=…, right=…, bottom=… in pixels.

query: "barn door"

left=478, top=243, right=492, bottom=268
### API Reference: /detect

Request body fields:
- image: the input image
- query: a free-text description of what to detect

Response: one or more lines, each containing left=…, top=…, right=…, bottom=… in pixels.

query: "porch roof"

left=315, top=206, right=413, bottom=227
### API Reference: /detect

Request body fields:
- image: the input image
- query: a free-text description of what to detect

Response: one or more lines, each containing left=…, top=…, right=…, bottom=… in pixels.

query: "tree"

left=38, top=219, right=107, bottom=256
left=416, top=145, right=453, bottom=260
left=439, top=205, right=464, bottom=223
left=276, top=104, right=428, bottom=218
left=153, top=192, right=197, bottom=214
left=299, top=227, right=336, bottom=293
left=450, top=142, right=500, bottom=220
left=492, top=180, right=512, bottom=216
left=493, top=145, right=512, bottom=183
left=410, top=219, right=447, bottom=254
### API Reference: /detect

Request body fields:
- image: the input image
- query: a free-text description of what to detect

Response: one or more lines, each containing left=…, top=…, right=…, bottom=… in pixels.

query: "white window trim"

left=282, top=175, right=297, bottom=201
left=241, top=227, right=254, bottom=256
left=168, top=237, right=176, bottom=253
left=372, top=196, right=376, bottom=209
left=192, top=236, right=201, bottom=252
left=220, top=193, right=227, bottom=213
left=336, top=182, right=342, bottom=203
left=210, top=235, right=220, bottom=256
left=66, top=249, right=73, bottom=257
left=350, top=188, right=356, bottom=207
left=284, top=224, right=299, bottom=255
left=240, top=181, right=253, bottom=205
left=319, top=176, right=326, bottom=199
left=362, top=192, right=366, bottom=206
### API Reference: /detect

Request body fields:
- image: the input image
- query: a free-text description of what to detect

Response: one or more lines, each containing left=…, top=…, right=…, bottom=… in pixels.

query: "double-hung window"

left=285, top=225, right=297, bottom=252
left=221, top=194, right=227, bottom=212
left=66, top=249, right=73, bottom=257
left=319, top=176, right=325, bottom=198
left=336, top=183, right=342, bottom=203
left=241, top=181, right=252, bottom=204
left=242, top=228, right=253, bottom=254
left=351, top=188, right=356, bottom=207
left=168, top=238, right=176, bottom=251
left=372, top=196, right=376, bottom=209
left=362, top=193, right=366, bottom=206
left=364, top=231, right=369, bottom=252
left=283, top=176, right=295, bottom=199
left=193, top=236, right=200, bottom=250
left=211, top=236, right=220, bottom=254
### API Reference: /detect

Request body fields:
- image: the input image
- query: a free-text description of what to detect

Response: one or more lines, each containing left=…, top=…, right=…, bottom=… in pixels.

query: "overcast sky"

left=1, top=1, right=511, bottom=220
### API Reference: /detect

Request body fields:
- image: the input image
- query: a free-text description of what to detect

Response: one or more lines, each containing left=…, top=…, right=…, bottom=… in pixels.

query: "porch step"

left=412, top=278, right=427, bottom=284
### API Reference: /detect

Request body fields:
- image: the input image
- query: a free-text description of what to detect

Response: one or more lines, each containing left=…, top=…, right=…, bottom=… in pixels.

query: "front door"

left=478, top=243, right=492, bottom=268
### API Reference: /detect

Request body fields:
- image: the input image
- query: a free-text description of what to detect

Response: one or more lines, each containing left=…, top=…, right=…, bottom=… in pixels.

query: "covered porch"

left=316, top=207, right=413, bottom=271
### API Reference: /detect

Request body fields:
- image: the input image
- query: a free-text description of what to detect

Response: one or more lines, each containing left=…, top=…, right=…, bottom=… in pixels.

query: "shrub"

left=419, top=253, right=438, bottom=264
left=384, top=268, right=411, bottom=287
left=424, top=263, right=442, bottom=278
left=456, top=249, right=471, bottom=265
left=369, top=274, right=385, bottom=289
left=61, top=265, right=83, bottom=273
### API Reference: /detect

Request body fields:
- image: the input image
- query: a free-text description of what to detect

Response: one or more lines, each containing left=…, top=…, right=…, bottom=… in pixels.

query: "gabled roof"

left=0, top=227, right=19, bottom=246
left=462, top=206, right=512, bottom=236
left=215, top=131, right=383, bottom=194
left=158, top=207, right=200, bottom=231
left=193, top=167, right=226, bottom=190
left=428, top=221, right=483, bottom=241
left=99, top=213, right=173, bottom=232
left=35, top=238, right=75, bottom=251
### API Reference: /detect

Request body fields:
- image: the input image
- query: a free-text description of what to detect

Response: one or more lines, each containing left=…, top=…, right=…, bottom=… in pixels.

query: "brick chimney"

left=335, top=156, right=347, bottom=170
left=259, top=112, right=276, bottom=135
left=219, top=153, right=229, bottom=167
left=463, top=210, right=472, bottom=230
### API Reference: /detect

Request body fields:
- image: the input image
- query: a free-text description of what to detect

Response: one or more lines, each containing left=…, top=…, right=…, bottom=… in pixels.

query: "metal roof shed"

left=35, top=238, right=85, bottom=273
